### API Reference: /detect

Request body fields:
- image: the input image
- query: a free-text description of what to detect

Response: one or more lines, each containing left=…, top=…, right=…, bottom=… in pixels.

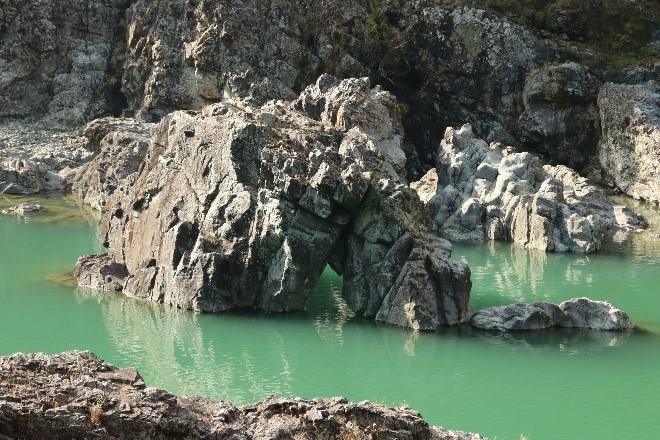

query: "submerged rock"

left=0, top=202, right=44, bottom=216
left=73, top=76, right=471, bottom=330
left=0, top=350, right=485, bottom=440
left=414, top=124, right=646, bottom=253
left=470, top=298, right=634, bottom=331
left=598, top=80, right=660, bottom=204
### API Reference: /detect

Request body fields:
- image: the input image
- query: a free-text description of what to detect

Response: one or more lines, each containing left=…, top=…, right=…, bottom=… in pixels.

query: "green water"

left=1, top=194, right=659, bottom=440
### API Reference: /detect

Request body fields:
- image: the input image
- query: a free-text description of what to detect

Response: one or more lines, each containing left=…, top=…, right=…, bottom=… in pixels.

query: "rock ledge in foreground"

left=0, top=351, right=485, bottom=440
left=470, top=297, right=634, bottom=331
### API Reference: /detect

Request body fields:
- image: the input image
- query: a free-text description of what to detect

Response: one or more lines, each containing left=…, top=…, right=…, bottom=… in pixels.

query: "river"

left=1, top=193, right=658, bottom=439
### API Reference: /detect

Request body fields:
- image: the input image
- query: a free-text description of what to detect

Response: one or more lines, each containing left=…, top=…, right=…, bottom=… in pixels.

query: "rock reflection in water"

left=73, top=287, right=298, bottom=401
left=470, top=327, right=631, bottom=354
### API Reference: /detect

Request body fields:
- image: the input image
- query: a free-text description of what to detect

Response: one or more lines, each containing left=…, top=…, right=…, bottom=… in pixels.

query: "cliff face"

left=0, top=0, right=128, bottom=128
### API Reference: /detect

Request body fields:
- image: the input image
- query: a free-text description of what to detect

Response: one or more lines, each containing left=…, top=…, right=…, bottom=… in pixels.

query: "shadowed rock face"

left=0, top=351, right=486, bottom=440
left=75, top=76, right=472, bottom=331
left=413, top=124, right=646, bottom=253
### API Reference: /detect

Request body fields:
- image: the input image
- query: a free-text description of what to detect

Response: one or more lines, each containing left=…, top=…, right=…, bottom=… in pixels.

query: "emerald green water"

left=1, top=194, right=659, bottom=439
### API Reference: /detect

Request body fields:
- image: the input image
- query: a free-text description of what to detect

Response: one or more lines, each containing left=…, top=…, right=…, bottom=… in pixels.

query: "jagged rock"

left=598, top=80, right=660, bottom=204
left=415, top=124, right=646, bottom=253
left=74, top=76, right=470, bottom=330
left=518, top=63, right=601, bottom=168
left=0, top=351, right=484, bottom=440
left=73, top=254, right=128, bottom=292
left=65, top=118, right=153, bottom=210
left=0, top=203, right=44, bottom=216
left=470, top=297, right=634, bottom=331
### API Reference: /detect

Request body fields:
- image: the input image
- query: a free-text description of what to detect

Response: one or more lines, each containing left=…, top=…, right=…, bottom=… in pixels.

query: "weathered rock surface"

left=65, top=118, right=153, bottom=211
left=0, top=351, right=486, bottom=440
left=74, top=76, right=471, bottom=330
left=0, top=0, right=127, bottom=128
left=470, top=297, right=634, bottom=331
left=598, top=80, right=660, bottom=204
left=73, top=254, right=129, bottom=292
left=414, top=124, right=646, bottom=253
left=0, top=159, right=64, bottom=195
left=0, top=202, right=44, bottom=216
left=517, top=62, right=601, bottom=168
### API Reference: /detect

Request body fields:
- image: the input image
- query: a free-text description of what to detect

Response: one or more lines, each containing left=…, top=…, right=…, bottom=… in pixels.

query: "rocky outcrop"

left=65, top=118, right=153, bottom=211
left=598, top=80, right=660, bottom=204
left=0, top=0, right=127, bottom=128
left=0, top=159, right=64, bottom=195
left=470, top=298, right=635, bottom=331
left=414, top=124, right=646, bottom=253
left=0, top=350, right=486, bottom=440
left=74, top=76, right=471, bottom=331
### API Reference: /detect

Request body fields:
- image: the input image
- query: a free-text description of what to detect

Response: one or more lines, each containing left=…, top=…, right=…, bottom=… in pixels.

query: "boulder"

left=598, top=80, right=660, bottom=204
left=415, top=124, right=646, bottom=252
left=74, top=76, right=471, bottom=330
left=0, top=350, right=485, bottom=440
left=73, top=254, right=129, bottom=292
left=470, top=297, right=634, bottom=331
left=0, top=159, right=64, bottom=194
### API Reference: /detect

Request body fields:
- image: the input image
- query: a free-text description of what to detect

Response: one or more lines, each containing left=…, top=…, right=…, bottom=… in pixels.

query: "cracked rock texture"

left=0, top=350, right=486, bottom=440
left=74, top=76, right=472, bottom=331
left=598, top=80, right=660, bottom=204
left=413, top=124, right=646, bottom=253
left=470, top=297, right=635, bottom=331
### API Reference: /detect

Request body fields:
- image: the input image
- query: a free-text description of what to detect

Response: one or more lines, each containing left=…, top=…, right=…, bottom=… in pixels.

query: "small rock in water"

left=470, top=297, right=634, bottom=331
left=1, top=202, right=45, bottom=216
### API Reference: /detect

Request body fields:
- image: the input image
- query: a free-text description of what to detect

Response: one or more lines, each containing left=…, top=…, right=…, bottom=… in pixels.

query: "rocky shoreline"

left=0, top=351, right=485, bottom=440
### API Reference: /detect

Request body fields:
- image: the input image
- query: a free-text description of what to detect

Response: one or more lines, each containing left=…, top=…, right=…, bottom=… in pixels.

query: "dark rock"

left=0, top=351, right=485, bottom=440
left=73, top=254, right=129, bottom=292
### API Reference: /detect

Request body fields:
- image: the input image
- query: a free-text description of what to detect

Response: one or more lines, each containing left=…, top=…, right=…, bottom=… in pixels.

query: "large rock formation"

left=470, top=298, right=635, bottom=331
left=74, top=76, right=472, bottom=331
left=0, top=350, right=486, bottom=440
left=598, top=80, right=660, bottom=204
left=413, top=124, right=646, bottom=253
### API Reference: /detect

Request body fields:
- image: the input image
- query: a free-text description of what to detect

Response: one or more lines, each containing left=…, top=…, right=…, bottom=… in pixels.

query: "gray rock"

left=0, top=159, right=64, bottom=195
left=73, top=254, right=129, bottom=292
left=416, top=124, right=646, bottom=253
left=2, top=350, right=480, bottom=439
left=0, top=203, right=44, bottom=216
left=75, top=76, right=471, bottom=330
left=598, top=81, right=660, bottom=204
left=470, top=297, right=634, bottom=331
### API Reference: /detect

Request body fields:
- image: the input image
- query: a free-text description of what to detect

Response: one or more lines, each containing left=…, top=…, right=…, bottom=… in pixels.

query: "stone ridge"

left=0, top=350, right=486, bottom=440
left=74, top=75, right=472, bottom=331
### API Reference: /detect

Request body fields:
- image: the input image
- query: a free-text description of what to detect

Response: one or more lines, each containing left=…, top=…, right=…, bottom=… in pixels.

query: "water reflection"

left=468, top=327, right=632, bottom=354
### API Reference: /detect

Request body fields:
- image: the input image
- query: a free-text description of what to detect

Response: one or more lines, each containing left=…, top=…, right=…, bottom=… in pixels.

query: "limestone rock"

left=598, top=81, right=660, bottom=204
left=470, top=297, right=634, bottom=331
left=73, top=254, right=129, bottom=292
left=75, top=76, right=471, bottom=330
left=0, top=160, right=63, bottom=195
left=416, top=124, right=646, bottom=253
left=0, top=351, right=481, bottom=439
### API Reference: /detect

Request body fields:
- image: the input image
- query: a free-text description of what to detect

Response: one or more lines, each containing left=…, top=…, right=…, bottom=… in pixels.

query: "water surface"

left=1, top=194, right=659, bottom=439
